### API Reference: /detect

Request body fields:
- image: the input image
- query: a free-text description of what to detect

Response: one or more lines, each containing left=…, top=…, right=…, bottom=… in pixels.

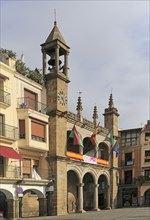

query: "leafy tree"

left=0, top=48, right=16, bottom=59
left=1, top=48, right=44, bottom=85
left=16, top=59, right=29, bottom=76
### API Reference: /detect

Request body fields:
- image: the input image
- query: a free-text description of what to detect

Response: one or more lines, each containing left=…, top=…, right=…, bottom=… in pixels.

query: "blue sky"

left=1, top=0, right=150, bottom=129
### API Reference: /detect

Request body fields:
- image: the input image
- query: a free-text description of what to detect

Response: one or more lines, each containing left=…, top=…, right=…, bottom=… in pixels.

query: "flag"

left=113, top=141, right=119, bottom=157
left=109, top=129, right=114, bottom=146
left=69, top=125, right=84, bottom=147
left=90, top=128, right=97, bottom=145
left=90, top=123, right=100, bottom=145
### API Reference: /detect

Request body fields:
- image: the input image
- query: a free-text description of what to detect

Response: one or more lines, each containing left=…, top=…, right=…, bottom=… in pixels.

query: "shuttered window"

left=31, top=121, right=45, bottom=142
left=19, top=120, right=25, bottom=138
left=23, top=158, right=31, bottom=177
left=24, top=89, right=37, bottom=110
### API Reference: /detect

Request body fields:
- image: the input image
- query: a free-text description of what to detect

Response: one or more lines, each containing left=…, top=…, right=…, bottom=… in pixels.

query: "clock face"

left=57, top=90, right=67, bottom=106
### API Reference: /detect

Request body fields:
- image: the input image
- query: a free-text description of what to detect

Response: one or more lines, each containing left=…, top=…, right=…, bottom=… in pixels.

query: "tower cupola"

left=41, top=21, right=70, bottom=78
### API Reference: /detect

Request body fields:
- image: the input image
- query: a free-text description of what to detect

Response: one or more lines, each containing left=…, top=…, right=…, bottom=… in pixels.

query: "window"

left=124, top=170, right=132, bottom=184
left=0, top=156, right=4, bottom=177
left=31, top=121, right=46, bottom=142
left=145, top=150, right=150, bottom=163
left=0, top=114, right=4, bottom=136
left=145, top=132, right=150, bottom=141
left=24, top=89, right=37, bottom=110
left=125, top=152, right=133, bottom=166
left=23, top=158, right=31, bottom=178
left=145, top=170, right=150, bottom=179
left=19, top=120, right=25, bottom=138
left=121, top=130, right=140, bottom=147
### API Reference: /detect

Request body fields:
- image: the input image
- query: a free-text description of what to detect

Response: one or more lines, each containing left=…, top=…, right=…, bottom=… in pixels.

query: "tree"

left=0, top=48, right=16, bottom=59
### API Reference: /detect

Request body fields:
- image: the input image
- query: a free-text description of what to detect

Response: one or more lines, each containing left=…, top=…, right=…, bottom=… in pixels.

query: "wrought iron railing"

left=0, top=122, right=18, bottom=139
left=0, top=164, right=49, bottom=180
left=0, top=89, right=11, bottom=105
left=17, top=97, right=47, bottom=114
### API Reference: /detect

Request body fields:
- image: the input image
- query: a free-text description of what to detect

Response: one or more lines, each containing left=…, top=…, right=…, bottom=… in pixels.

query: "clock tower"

left=41, top=21, right=70, bottom=216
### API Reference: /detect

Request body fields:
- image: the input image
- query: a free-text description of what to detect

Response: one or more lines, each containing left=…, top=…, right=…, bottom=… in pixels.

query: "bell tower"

left=41, top=21, right=70, bottom=216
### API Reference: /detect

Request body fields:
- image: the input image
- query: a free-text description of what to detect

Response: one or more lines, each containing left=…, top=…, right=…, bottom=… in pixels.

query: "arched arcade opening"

left=67, top=170, right=79, bottom=213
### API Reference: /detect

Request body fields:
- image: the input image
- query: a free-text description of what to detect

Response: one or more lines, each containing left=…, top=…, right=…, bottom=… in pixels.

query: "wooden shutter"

left=31, top=121, right=45, bottom=138
left=23, top=159, right=31, bottom=174
left=19, top=120, right=25, bottom=138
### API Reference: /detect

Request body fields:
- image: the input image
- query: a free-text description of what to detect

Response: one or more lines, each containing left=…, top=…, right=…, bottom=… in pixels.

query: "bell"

left=48, top=54, right=62, bottom=67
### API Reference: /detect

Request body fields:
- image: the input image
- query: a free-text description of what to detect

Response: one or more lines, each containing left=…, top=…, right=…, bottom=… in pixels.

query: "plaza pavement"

left=19, top=207, right=150, bottom=220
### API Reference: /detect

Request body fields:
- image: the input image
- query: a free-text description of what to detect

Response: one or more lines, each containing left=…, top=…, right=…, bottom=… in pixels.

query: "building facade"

left=0, top=21, right=149, bottom=219
left=118, top=120, right=150, bottom=208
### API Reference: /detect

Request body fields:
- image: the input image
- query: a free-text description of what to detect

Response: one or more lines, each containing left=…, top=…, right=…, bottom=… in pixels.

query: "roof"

left=45, top=21, right=66, bottom=45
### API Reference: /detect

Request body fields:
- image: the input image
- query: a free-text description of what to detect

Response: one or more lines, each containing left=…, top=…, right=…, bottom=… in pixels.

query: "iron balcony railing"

left=17, top=97, right=47, bottom=114
left=0, top=89, right=11, bottom=105
left=0, top=122, right=18, bottom=140
left=0, top=164, right=49, bottom=180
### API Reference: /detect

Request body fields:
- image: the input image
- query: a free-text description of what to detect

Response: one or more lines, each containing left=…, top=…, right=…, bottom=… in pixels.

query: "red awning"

left=0, top=146, right=24, bottom=160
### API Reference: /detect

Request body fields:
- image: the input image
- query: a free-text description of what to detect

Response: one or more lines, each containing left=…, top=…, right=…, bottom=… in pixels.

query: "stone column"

left=42, top=50, right=46, bottom=76
left=13, top=198, right=19, bottom=219
left=7, top=199, right=14, bottom=219
left=78, top=183, right=85, bottom=213
left=38, top=198, right=47, bottom=216
left=64, top=52, right=69, bottom=77
left=93, top=184, right=100, bottom=211
left=79, top=146, right=83, bottom=155
left=106, top=186, right=111, bottom=209
left=55, top=45, right=59, bottom=73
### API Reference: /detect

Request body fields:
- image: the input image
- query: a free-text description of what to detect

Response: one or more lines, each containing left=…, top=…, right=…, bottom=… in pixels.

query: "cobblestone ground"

left=19, top=207, right=150, bottom=220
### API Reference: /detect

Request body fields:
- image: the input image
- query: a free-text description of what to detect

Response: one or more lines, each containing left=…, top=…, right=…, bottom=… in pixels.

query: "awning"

left=0, top=146, right=24, bottom=160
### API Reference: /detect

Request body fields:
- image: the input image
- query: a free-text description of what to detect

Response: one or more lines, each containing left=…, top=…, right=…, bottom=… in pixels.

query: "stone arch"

left=144, top=188, right=150, bottom=206
left=67, top=130, right=82, bottom=153
left=83, top=137, right=95, bottom=157
left=67, top=165, right=82, bottom=181
left=0, top=189, right=13, bottom=219
left=22, top=188, right=45, bottom=217
left=67, top=169, right=80, bottom=213
left=82, top=168, right=97, bottom=183
left=98, top=142, right=109, bottom=160
left=82, top=172, right=95, bottom=211
left=98, top=174, right=109, bottom=209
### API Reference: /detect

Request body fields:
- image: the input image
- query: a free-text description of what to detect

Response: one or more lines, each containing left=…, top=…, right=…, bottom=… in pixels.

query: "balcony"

left=136, top=176, right=150, bottom=185
left=0, top=123, right=18, bottom=142
left=0, top=89, right=11, bottom=108
left=17, top=97, right=47, bottom=114
left=0, top=164, right=48, bottom=181
left=121, top=159, right=134, bottom=167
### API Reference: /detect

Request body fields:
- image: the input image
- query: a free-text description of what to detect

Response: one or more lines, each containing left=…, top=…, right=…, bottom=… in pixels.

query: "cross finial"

left=111, top=88, right=113, bottom=94
left=77, top=90, right=82, bottom=97
left=54, top=9, right=56, bottom=22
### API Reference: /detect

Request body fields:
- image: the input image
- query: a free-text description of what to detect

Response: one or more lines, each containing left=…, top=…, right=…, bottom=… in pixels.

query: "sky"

left=1, top=0, right=150, bottom=130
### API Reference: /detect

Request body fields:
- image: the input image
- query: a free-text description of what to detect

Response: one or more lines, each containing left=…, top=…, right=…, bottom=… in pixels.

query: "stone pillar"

left=42, top=50, right=46, bottom=76
left=93, top=184, right=100, bottom=211
left=38, top=198, right=47, bottom=216
left=79, top=146, right=83, bottom=155
left=13, top=198, right=19, bottom=219
left=64, top=52, right=69, bottom=77
left=7, top=199, right=14, bottom=219
left=78, top=183, right=85, bottom=213
left=95, top=144, right=99, bottom=158
left=55, top=45, right=59, bottom=73
left=106, top=186, right=111, bottom=209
